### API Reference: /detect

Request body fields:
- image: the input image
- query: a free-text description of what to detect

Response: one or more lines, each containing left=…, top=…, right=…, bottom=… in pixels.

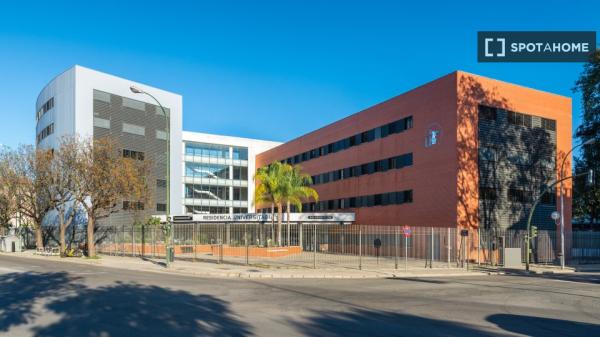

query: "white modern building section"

left=36, top=65, right=184, bottom=217
left=182, top=131, right=281, bottom=214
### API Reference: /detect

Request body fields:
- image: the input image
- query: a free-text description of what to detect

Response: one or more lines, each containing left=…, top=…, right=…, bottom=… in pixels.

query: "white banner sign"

left=161, top=213, right=355, bottom=223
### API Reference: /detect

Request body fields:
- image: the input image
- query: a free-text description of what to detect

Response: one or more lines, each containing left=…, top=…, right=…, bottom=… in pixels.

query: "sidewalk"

left=3, top=250, right=485, bottom=279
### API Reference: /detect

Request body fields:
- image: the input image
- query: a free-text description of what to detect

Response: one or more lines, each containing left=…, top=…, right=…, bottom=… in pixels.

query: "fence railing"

left=96, top=224, right=459, bottom=270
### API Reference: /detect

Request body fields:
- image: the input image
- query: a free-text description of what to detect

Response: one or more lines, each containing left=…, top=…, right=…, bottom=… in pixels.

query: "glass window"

left=233, top=166, right=248, bottom=180
left=185, top=143, right=229, bottom=158
left=233, top=147, right=248, bottom=160
left=185, top=163, right=229, bottom=179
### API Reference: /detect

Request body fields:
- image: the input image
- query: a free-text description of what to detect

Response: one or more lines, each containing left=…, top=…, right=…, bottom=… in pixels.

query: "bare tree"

left=0, top=148, right=18, bottom=233
left=46, top=137, right=82, bottom=256
left=73, top=137, right=150, bottom=257
left=11, top=145, right=53, bottom=249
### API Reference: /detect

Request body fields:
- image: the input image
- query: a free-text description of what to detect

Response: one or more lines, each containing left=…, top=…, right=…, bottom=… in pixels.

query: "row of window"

left=311, top=153, right=413, bottom=185
left=281, top=116, right=413, bottom=166
left=479, top=187, right=556, bottom=205
left=123, top=149, right=145, bottom=161
left=36, top=97, right=54, bottom=121
left=94, top=90, right=171, bottom=117
left=184, top=163, right=248, bottom=180
left=296, top=190, right=413, bottom=212
left=123, top=201, right=167, bottom=212
left=184, top=184, right=248, bottom=201
left=479, top=105, right=557, bottom=132
left=185, top=206, right=248, bottom=214
left=94, top=118, right=167, bottom=140
left=185, top=142, right=248, bottom=160
left=36, top=123, right=54, bottom=144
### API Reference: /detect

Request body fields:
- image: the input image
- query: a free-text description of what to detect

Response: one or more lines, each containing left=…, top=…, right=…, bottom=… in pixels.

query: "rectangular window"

left=156, top=179, right=167, bottom=188
left=93, top=117, right=110, bottom=129
left=233, top=147, right=248, bottom=160
left=123, top=123, right=145, bottom=136
left=541, top=118, right=556, bottom=131
left=479, top=187, right=497, bottom=200
left=123, top=149, right=145, bottom=161
left=156, top=203, right=167, bottom=212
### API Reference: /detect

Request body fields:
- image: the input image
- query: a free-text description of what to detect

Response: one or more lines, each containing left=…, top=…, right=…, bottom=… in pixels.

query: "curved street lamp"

left=130, top=85, right=172, bottom=266
left=557, top=138, right=595, bottom=269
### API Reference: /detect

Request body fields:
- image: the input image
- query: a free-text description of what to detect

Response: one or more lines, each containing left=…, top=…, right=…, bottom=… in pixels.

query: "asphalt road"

left=0, top=255, right=599, bottom=337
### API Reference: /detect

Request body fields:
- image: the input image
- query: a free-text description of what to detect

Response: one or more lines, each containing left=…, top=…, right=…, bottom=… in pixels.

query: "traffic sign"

left=402, top=226, right=412, bottom=237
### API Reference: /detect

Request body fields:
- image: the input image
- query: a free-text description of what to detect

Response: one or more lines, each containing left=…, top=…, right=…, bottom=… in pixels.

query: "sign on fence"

left=156, top=212, right=356, bottom=224
left=403, top=226, right=412, bottom=237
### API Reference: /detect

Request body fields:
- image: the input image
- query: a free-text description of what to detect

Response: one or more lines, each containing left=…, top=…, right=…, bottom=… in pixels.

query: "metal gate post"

left=359, top=226, right=362, bottom=270
left=395, top=227, right=399, bottom=270
left=447, top=227, right=451, bottom=267
left=299, top=222, right=303, bottom=249
left=313, top=224, right=317, bottom=269
left=132, top=225, right=135, bottom=257
left=193, top=223, right=197, bottom=262
left=477, top=227, right=481, bottom=266
left=430, top=227, right=434, bottom=269
left=245, top=223, right=249, bottom=265
left=405, top=234, right=408, bottom=271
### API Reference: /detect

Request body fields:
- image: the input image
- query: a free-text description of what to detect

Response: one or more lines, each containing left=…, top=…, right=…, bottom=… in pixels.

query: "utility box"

left=504, top=248, right=522, bottom=268
left=0, top=235, right=22, bottom=253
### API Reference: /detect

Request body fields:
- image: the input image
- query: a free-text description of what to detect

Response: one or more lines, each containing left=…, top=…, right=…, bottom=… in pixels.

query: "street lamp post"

left=130, top=85, right=172, bottom=266
left=558, top=138, right=595, bottom=269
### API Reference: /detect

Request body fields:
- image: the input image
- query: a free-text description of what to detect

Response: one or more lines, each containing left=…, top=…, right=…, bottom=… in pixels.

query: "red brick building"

left=256, top=71, right=572, bottom=231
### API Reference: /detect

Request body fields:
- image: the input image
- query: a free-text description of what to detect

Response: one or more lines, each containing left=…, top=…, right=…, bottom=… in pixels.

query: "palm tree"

left=254, top=161, right=285, bottom=245
left=282, top=165, right=318, bottom=246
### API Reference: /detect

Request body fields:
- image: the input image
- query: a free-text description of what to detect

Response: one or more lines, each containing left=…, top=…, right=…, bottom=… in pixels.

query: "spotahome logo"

left=478, top=31, right=596, bottom=62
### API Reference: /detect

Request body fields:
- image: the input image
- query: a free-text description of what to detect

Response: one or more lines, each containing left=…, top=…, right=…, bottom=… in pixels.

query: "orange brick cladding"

left=255, top=71, right=572, bottom=230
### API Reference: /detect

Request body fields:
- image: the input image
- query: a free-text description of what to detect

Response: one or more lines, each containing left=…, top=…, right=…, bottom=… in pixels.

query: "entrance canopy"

left=155, top=213, right=355, bottom=225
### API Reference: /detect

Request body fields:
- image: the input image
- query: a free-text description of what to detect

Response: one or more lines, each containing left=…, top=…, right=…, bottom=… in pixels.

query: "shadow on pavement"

left=0, top=272, right=80, bottom=332
left=289, top=309, right=505, bottom=337
left=34, top=281, right=252, bottom=337
left=487, top=313, right=600, bottom=337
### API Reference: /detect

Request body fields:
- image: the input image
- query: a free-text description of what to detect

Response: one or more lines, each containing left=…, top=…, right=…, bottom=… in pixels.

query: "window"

left=541, top=118, right=556, bottom=131
left=156, top=179, right=167, bottom=188
left=272, top=116, right=413, bottom=165
left=508, top=111, right=533, bottom=128
left=123, top=149, right=145, bottom=161
left=185, top=184, right=229, bottom=200
left=479, top=147, right=497, bottom=162
left=36, top=123, right=54, bottom=144
left=185, top=163, right=229, bottom=178
left=185, top=142, right=229, bottom=158
left=123, top=201, right=144, bottom=211
left=233, top=208, right=248, bottom=214
left=122, top=123, right=145, bottom=136
left=36, top=97, right=54, bottom=121
left=156, top=203, right=167, bottom=212
left=233, top=187, right=248, bottom=201
left=233, top=166, right=248, bottom=180
left=479, top=105, right=497, bottom=121
left=233, top=147, right=248, bottom=160
left=93, top=117, right=110, bottom=129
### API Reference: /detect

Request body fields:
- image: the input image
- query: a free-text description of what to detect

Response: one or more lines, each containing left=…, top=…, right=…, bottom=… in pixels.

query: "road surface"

left=0, top=254, right=599, bottom=336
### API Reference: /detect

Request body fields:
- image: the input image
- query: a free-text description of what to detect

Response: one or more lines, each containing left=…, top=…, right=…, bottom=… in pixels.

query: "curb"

left=1, top=252, right=488, bottom=280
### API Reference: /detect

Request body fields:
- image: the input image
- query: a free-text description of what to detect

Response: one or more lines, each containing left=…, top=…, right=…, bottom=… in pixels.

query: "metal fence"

left=96, top=224, right=459, bottom=270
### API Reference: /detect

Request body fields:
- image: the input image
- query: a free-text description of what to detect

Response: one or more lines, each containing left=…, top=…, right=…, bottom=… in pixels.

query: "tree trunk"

left=87, top=215, right=96, bottom=257
left=277, top=202, right=283, bottom=246
left=35, top=225, right=43, bottom=250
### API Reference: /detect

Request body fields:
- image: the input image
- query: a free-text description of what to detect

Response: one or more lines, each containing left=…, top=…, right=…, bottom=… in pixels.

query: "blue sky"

left=0, top=1, right=598, bottom=148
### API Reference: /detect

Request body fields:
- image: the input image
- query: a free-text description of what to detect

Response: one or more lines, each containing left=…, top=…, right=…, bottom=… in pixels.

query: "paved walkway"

left=3, top=250, right=483, bottom=279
